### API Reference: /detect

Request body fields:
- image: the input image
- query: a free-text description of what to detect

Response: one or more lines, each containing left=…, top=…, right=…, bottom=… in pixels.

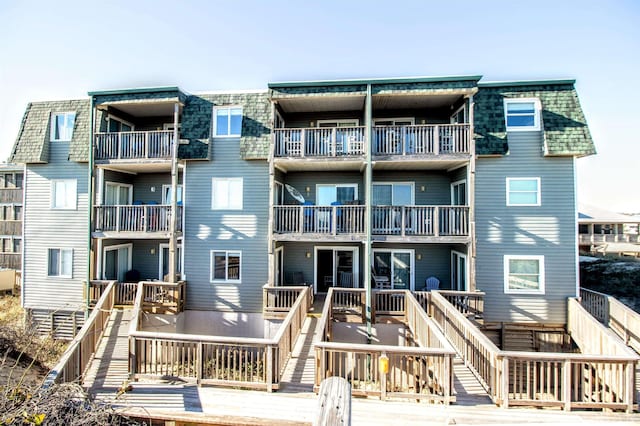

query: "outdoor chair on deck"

left=425, top=276, right=440, bottom=291
left=371, top=267, right=391, bottom=290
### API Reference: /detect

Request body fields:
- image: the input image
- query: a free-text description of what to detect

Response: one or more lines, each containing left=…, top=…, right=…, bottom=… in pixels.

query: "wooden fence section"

left=437, top=290, right=485, bottom=318
left=580, top=288, right=640, bottom=354
left=44, top=281, right=117, bottom=386
left=263, top=284, right=313, bottom=319
left=89, top=280, right=138, bottom=306
left=430, top=291, right=638, bottom=412
left=129, top=282, right=311, bottom=391
left=314, top=288, right=456, bottom=403
left=95, top=130, right=173, bottom=160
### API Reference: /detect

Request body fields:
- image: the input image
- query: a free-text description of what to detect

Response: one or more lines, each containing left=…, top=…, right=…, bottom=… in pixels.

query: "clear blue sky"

left=1, top=0, right=638, bottom=211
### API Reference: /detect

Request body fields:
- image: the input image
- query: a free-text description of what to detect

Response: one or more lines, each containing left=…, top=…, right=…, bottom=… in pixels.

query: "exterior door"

left=451, top=251, right=467, bottom=291
left=103, top=244, right=131, bottom=282
left=315, top=247, right=358, bottom=293
left=373, top=250, right=414, bottom=290
left=160, top=244, right=182, bottom=280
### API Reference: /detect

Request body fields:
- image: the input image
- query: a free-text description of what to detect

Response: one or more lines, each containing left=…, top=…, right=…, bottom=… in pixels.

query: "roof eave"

left=269, top=75, right=483, bottom=89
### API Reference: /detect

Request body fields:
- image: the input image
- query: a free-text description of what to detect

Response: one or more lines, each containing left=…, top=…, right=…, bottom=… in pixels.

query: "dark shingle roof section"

left=10, top=99, right=90, bottom=163
left=92, top=87, right=186, bottom=107
left=181, top=92, right=271, bottom=160
left=474, top=82, right=595, bottom=157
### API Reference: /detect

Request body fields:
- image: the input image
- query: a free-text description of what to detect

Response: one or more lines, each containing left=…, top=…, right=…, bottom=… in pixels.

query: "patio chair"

left=425, top=276, right=440, bottom=291
left=371, top=266, right=391, bottom=289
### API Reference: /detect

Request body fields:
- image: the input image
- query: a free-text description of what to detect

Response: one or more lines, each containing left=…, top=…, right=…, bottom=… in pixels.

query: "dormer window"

left=504, top=98, right=541, bottom=131
left=50, top=112, right=76, bottom=141
left=213, top=106, right=243, bottom=137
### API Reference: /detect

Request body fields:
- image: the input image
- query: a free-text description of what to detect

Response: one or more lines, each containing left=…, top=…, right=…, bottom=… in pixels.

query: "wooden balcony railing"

left=579, top=233, right=640, bottom=244
left=580, top=288, right=640, bottom=353
left=429, top=291, right=638, bottom=412
left=373, top=124, right=470, bottom=156
left=0, top=189, right=22, bottom=203
left=273, top=205, right=365, bottom=235
left=129, top=281, right=311, bottom=391
left=372, top=205, right=469, bottom=237
left=314, top=288, right=456, bottom=403
left=89, top=280, right=140, bottom=306
left=273, top=127, right=366, bottom=158
left=263, top=284, right=313, bottom=319
left=95, top=130, right=174, bottom=160
left=0, top=253, right=21, bottom=270
left=44, top=280, right=117, bottom=386
left=0, top=221, right=22, bottom=235
left=93, top=205, right=182, bottom=233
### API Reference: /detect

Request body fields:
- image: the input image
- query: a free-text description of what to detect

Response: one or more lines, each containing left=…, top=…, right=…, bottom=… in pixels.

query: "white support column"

left=168, top=103, right=179, bottom=283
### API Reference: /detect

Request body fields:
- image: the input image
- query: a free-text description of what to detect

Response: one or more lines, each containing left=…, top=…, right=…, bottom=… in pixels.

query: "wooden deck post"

left=625, top=361, right=634, bottom=413
left=315, top=377, right=351, bottom=426
left=266, top=345, right=273, bottom=392
left=196, top=342, right=203, bottom=386
left=500, top=356, right=509, bottom=408
left=562, top=359, right=571, bottom=411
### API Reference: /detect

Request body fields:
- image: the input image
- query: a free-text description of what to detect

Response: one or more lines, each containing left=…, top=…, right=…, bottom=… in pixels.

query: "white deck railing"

left=95, top=130, right=174, bottom=160
left=273, top=205, right=366, bottom=235
left=579, top=233, right=640, bottom=244
left=372, top=205, right=469, bottom=236
left=373, top=124, right=470, bottom=155
left=93, top=205, right=182, bottom=233
left=273, top=127, right=366, bottom=157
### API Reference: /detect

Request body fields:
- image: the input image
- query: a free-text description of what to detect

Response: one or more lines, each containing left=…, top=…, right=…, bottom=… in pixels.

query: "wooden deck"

left=82, top=308, right=640, bottom=424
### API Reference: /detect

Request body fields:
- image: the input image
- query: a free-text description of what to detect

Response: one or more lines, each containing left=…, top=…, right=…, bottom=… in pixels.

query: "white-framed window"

left=372, top=182, right=414, bottom=206
left=372, top=117, right=415, bottom=126
left=211, top=178, right=243, bottom=210
left=316, top=184, right=358, bottom=205
left=506, top=177, right=541, bottom=206
left=210, top=250, right=241, bottom=283
left=104, top=182, right=132, bottom=205
left=162, top=184, right=183, bottom=204
left=50, top=112, right=76, bottom=141
left=107, top=115, right=134, bottom=133
left=317, top=119, right=360, bottom=127
left=51, top=179, right=77, bottom=210
left=48, top=248, right=72, bottom=278
left=504, top=98, right=541, bottom=131
left=504, top=255, right=545, bottom=294
left=213, top=106, right=243, bottom=137
left=372, top=249, right=414, bottom=290
left=451, top=180, right=467, bottom=205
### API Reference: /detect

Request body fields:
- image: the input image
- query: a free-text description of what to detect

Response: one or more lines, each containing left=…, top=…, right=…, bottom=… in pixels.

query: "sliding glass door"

left=372, top=249, right=414, bottom=290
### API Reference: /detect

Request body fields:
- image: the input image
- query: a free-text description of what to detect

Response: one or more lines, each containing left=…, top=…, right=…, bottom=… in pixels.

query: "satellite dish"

left=285, top=184, right=305, bottom=204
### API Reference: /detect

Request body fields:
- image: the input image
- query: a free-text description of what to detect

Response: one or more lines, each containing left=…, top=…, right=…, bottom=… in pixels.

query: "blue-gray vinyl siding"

left=183, top=138, right=269, bottom=312
left=475, top=131, right=577, bottom=324
left=23, top=142, right=88, bottom=312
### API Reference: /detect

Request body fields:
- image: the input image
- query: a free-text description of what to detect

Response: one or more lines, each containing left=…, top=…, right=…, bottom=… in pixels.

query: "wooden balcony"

left=579, top=233, right=640, bottom=244
left=373, top=124, right=470, bottom=156
left=95, top=130, right=174, bottom=161
left=0, top=253, right=21, bottom=270
left=372, top=205, right=469, bottom=242
left=0, top=189, right=22, bottom=203
left=273, top=205, right=365, bottom=240
left=93, top=205, right=182, bottom=236
left=273, top=127, right=366, bottom=158
left=0, top=221, right=21, bottom=236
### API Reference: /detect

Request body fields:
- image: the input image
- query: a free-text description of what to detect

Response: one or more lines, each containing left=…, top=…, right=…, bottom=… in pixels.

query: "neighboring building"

left=0, top=163, right=23, bottom=272
left=578, top=203, right=640, bottom=256
left=9, top=76, right=595, bottom=336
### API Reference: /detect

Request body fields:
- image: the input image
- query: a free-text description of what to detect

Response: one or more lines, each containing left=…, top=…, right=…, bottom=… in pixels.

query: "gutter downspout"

left=86, top=95, right=95, bottom=312
left=364, top=84, right=373, bottom=341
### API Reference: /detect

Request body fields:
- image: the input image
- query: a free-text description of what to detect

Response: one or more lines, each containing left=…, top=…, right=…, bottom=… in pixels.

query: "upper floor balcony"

left=372, top=124, right=470, bottom=157
left=272, top=204, right=469, bottom=243
left=95, top=130, right=174, bottom=161
left=92, top=204, right=182, bottom=238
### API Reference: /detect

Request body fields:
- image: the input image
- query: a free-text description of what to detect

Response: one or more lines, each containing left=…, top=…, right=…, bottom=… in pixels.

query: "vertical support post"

left=433, top=206, right=439, bottom=237
left=128, top=336, right=136, bottom=381
left=468, top=95, right=477, bottom=291
left=168, top=103, right=179, bottom=283
left=266, top=345, right=273, bottom=392
left=300, top=129, right=306, bottom=157
left=196, top=341, right=203, bottom=385
left=501, top=356, right=509, bottom=408
left=267, top=101, right=276, bottom=287
left=434, top=125, right=440, bottom=155
left=380, top=352, right=387, bottom=400
left=562, top=359, right=571, bottom=411
left=364, top=84, right=373, bottom=342
left=625, top=361, right=634, bottom=413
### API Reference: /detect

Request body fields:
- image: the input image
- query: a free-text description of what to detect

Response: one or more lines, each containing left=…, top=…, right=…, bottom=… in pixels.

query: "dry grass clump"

left=0, top=295, right=142, bottom=425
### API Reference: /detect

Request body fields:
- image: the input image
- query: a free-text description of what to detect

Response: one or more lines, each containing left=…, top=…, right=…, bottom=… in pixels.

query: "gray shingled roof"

left=474, top=83, right=595, bottom=157
left=10, top=99, right=90, bottom=163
